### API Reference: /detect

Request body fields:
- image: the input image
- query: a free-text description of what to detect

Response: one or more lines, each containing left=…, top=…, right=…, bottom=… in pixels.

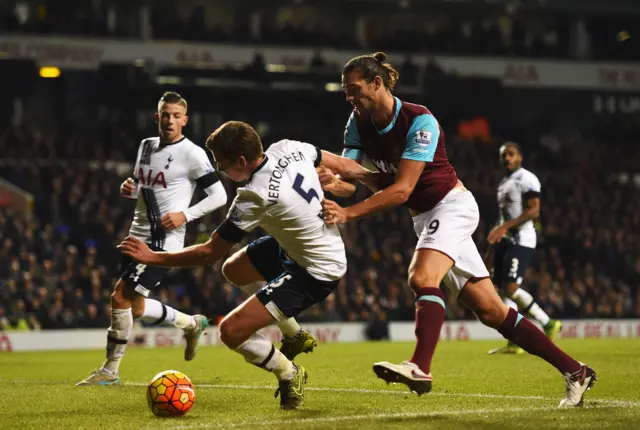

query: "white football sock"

left=511, top=288, right=550, bottom=327
left=139, top=298, right=195, bottom=329
left=102, top=308, right=133, bottom=374
left=237, top=281, right=301, bottom=338
left=234, top=333, right=297, bottom=381
left=503, top=297, right=518, bottom=311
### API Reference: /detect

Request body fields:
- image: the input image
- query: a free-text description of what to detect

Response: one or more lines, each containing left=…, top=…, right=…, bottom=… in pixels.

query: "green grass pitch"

left=1, top=339, right=640, bottom=429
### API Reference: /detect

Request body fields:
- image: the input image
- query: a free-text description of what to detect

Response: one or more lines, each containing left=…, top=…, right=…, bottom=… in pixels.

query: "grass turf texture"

left=1, top=339, right=639, bottom=429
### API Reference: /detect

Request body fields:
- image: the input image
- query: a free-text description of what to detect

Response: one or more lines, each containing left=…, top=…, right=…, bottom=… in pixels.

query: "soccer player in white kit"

left=118, top=121, right=348, bottom=409
left=487, top=142, right=562, bottom=355
left=77, top=92, right=228, bottom=386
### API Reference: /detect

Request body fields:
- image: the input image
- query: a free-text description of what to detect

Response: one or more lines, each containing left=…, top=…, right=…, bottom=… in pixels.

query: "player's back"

left=239, top=139, right=346, bottom=281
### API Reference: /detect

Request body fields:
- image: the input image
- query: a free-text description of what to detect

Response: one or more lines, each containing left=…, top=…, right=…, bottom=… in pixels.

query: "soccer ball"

left=146, top=370, right=196, bottom=417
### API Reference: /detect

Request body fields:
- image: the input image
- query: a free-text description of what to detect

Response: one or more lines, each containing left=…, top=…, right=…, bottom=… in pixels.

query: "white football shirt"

left=129, top=136, right=219, bottom=251
left=226, top=139, right=347, bottom=282
left=497, top=167, right=541, bottom=248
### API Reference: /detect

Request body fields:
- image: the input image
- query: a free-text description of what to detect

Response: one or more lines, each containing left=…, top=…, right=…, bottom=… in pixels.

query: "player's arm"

left=323, top=159, right=424, bottom=223
left=316, top=112, right=368, bottom=198
left=323, top=114, right=439, bottom=224
left=181, top=174, right=227, bottom=222
left=122, top=189, right=265, bottom=266
left=121, top=141, right=145, bottom=199
left=118, top=232, right=232, bottom=268
left=162, top=149, right=228, bottom=231
left=488, top=194, right=540, bottom=244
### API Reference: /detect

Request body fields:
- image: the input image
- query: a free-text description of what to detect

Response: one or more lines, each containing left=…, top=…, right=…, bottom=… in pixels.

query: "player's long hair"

left=342, top=52, right=399, bottom=90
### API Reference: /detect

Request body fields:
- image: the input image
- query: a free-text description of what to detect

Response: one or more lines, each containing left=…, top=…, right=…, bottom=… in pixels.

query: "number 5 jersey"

left=224, top=140, right=347, bottom=282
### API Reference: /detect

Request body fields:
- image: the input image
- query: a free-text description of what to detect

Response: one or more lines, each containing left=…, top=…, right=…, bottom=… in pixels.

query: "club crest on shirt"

left=414, top=130, right=432, bottom=147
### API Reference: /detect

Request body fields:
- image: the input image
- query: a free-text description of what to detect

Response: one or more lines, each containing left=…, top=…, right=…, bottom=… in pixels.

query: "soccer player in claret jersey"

left=77, top=92, right=228, bottom=386
left=319, top=52, right=596, bottom=407
left=118, top=121, right=349, bottom=409
left=487, top=142, right=562, bottom=355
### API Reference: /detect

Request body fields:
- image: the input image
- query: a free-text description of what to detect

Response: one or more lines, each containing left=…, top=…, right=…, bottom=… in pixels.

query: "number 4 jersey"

left=224, top=139, right=347, bottom=282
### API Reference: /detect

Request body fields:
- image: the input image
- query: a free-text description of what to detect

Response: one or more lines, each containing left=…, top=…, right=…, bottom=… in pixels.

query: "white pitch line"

left=161, top=403, right=638, bottom=430
left=4, top=378, right=639, bottom=408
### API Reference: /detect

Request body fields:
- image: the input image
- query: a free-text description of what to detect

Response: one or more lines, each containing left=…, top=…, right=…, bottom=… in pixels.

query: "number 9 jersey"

left=224, top=139, right=347, bottom=282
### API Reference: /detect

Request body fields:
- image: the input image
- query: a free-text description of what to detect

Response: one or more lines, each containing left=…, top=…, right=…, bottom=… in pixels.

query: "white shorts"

left=412, top=187, right=490, bottom=295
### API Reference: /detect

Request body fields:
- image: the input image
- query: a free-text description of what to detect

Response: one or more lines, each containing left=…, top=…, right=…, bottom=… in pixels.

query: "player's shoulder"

left=400, top=99, right=433, bottom=118
left=178, top=137, right=210, bottom=161
left=266, top=139, right=293, bottom=154
left=266, top=139, right=313, bottom=156
left=518, top=167, right=540, bottom=183
left=139, top=136, right=159, bottom=147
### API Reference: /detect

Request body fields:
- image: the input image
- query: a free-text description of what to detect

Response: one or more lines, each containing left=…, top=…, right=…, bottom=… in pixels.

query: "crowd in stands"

left=1, top=1, right=637, bottom=61
left=2, top=116, right=639, bottom=331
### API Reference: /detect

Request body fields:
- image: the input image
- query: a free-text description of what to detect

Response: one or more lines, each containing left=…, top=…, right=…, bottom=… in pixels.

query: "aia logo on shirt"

left=137, top=168, right=167, bottom=188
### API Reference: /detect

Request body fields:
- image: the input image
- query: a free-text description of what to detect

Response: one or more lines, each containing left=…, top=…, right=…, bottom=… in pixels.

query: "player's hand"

left=317, top=166, right=337, bottom=187
left=318, top=166, right=356, bottom=197
left=317, top=166, right=341, bottom=193
left=487, top=225, right=508, bottom=245
left=120, top=178, right=136, bottom=197
left=118, top=236, right=155, bottom=264
left=322, top=199, right=350, bottom=225
left=161, top=212, right=187, bottom=230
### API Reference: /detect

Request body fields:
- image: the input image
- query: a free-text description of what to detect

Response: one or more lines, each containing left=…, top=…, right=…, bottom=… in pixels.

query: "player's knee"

left=408, top=271, right=440, bottom=293
left=110, top=288, right=126, bottom=309
left=221, top=258, right=238, bottom=284
left=476, top=301, right=508, bottom=329
left=218, top=316, right=242, bottom=349
left=504, top=282, right=519, bottom=296
left=131, top=298, right=145, bottom=319
left=111, top=279, right=134, bottom=309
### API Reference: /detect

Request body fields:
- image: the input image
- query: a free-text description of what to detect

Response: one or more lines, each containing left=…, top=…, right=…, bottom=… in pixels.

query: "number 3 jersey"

left=224, top=139, right=347, bottom=282
left=497, top=167, right=541, bottom=249
left=342, top=96, right=458, bottom=213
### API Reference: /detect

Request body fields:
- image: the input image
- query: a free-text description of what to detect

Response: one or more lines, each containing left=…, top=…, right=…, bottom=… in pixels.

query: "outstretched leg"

left=219, top=295, right=307, bottom=410
left=460, top=278, right=597, bottom=407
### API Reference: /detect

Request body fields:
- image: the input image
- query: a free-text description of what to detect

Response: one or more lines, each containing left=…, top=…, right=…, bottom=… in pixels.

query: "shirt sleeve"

left=520, top=172, right=541, bottom=199
left=402, top=114, right=440, bottom=162
left=297, top=142, right=323, bottom=167
left=129, top=140, right=146, bottom=199
left=182, top=181, right=227, bottom=222
left=226, top=188, right=265, bottom=233
left=342, top=112, right=363, bottom=161
left=189, top=146, right=220, bottom=188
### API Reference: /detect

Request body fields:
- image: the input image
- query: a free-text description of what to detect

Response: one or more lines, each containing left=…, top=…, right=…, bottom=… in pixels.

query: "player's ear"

left=183, top=115, right=189, bottom=126
left=373, top=76, right=383, bottom=91
left=154, top=112, right=159, bottom=123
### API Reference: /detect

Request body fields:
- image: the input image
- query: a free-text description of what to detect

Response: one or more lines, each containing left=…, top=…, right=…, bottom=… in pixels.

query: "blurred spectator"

left=0, top=2, right=637, bottom=61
